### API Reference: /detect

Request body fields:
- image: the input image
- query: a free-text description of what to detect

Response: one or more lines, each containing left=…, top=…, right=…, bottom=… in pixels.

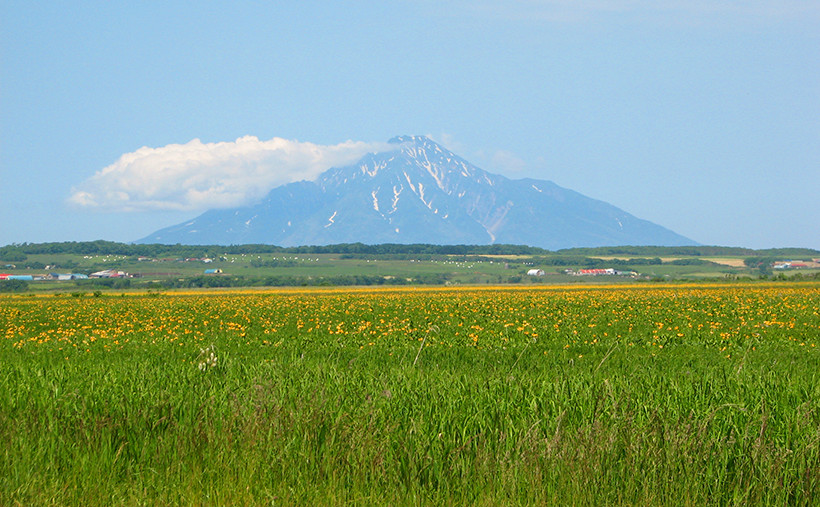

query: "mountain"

left=138, top=135, right=697, bottom=249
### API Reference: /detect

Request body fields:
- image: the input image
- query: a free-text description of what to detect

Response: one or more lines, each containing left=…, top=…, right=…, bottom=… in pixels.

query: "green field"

left=3, top=243, right=820, bottom=293
left=1, top=284, right=819, bottom=504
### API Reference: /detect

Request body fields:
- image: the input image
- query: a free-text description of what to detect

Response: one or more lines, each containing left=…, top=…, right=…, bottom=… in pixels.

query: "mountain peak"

left=388, top=134, right=430, bottom=144
left=387, top=135, right=447, bottom=155
left=138, top=136, right=698, bottom=249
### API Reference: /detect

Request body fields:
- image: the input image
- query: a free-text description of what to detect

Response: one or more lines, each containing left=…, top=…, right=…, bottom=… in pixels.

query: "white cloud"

left=428, top=132, right=466, bottom=155
left=428, top=132, right=530, bottom=175
left=491, top=150, right=528, bottom=173
left=68, top=136, right=394, bottom=212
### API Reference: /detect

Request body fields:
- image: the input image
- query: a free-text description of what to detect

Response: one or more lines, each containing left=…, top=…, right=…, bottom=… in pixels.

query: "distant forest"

left=1, top=241, right=818, bottom=262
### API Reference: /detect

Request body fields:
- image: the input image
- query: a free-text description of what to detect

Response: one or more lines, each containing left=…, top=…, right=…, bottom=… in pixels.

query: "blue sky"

left=2, top=1, right=818, bottom=249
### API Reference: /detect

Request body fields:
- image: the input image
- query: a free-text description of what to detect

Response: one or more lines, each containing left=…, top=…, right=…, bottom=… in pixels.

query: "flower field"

left=1, top=284, right=819, bottom=504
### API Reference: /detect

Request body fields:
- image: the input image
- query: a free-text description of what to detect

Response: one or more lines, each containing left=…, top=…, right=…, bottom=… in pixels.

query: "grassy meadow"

left=9, top=245, right=820, bottom=292
left=1, top=284, right=819, bottom=504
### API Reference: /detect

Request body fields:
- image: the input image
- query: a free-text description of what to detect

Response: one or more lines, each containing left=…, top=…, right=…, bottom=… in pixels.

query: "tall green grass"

left=1, top=286, right=818, bottom=504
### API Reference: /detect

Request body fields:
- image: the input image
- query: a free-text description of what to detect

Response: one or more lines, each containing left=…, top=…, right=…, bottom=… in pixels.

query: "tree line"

left=2, top=241, right=817, bottom=263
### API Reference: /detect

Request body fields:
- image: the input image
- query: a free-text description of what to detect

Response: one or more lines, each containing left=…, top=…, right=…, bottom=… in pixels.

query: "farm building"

left=577, top=268, right=616, bottom=276
left=51, top=273, right=90, bottom=281
left=527, top=269, right=546, bottom=276
left=773, top=262, right=807, bottom=270
left=90, top=269, right=129, bottom=278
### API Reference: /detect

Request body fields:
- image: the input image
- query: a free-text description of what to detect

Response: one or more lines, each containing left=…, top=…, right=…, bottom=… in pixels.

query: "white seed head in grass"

left=196, top=344, right=218, bottom=372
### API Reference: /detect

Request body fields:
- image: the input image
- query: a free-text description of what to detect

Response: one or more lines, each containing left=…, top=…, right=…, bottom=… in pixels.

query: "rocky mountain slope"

left=139, top=135, right=697, bottom=249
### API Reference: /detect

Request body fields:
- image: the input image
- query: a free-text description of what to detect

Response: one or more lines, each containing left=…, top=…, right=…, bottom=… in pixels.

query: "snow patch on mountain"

left=391, top=185, right=402, bottom=213
left=403, top=172, right=416, bottom=193
left=325, top=211, right=337, bottom=228
left=418, top=182, right=433, bottom=210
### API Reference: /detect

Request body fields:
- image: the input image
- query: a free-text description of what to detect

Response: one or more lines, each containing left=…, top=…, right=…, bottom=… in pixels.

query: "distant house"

left=90, top=269, right=129, bottom=278
left=527, top=269, right=546, bottom=276
left=775, top=261, right=809, bottom=270
left=52, top=273, right=90, bottom=281
left=577, top=268, right=616, bottom=276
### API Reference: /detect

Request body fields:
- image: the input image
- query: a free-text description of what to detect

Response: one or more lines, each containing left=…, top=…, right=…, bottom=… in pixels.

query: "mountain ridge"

left=138, top=136, right=698, bottom=249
